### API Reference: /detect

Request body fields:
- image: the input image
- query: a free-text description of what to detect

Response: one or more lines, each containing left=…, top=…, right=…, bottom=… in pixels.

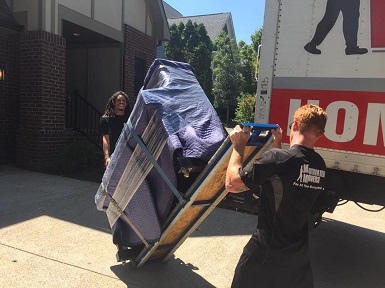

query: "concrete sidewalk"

left=0, top=165, right=255, bottom=288
left=2, top=165, right=385, bottom=288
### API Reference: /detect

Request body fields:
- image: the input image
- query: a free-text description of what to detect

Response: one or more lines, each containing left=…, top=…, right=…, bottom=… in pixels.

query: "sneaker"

left=304, top=42, right=321, bottom=54
left=345, top=46, right=368, bottom=55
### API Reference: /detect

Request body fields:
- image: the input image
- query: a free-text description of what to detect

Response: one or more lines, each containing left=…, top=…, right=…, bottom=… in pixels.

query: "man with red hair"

left=227, top=104, right=328, bottom=288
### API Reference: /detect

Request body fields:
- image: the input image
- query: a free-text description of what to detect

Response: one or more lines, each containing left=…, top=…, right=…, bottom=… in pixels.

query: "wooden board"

left=132, top=124, right=277, bottom=267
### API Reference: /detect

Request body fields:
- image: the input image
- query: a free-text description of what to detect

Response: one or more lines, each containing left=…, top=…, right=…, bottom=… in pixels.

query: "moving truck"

left=255, top=0, right=385, bottom=209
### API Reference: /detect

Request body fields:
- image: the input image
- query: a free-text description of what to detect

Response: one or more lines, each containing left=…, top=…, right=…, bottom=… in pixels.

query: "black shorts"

left=231, top=252, right=314, bottom=288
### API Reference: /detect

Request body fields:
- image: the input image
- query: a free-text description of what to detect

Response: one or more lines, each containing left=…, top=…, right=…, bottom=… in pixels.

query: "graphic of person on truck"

left=304, top=0, right=368, bottom=55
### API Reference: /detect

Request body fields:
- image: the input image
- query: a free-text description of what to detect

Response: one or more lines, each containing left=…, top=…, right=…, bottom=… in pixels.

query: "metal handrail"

left=65, top=91, right=102, bottom=150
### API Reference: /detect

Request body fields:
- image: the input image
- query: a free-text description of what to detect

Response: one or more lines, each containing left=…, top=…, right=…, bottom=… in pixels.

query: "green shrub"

left=60, top=140, right=97, bottom=174
left=233, top=93, right=256, bottom=124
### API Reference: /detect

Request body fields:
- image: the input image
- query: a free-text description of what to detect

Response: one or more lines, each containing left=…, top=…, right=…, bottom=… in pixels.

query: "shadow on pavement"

left=0, top=165, right=257, bottom=238
left=110, top=255, right=215, bottom=288
left=310, top=218, right=385, bottom=288
left=2, top=165, right=385, bottom=288
left=0, top=165, right=108, bottom=232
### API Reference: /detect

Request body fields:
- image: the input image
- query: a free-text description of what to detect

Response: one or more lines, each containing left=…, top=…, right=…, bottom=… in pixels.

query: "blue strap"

left=126, top=120, right=185, bottom=204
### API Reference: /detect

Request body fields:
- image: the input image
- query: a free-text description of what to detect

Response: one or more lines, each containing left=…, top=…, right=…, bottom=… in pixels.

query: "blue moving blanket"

left=95, top=59, right=226, bottom=247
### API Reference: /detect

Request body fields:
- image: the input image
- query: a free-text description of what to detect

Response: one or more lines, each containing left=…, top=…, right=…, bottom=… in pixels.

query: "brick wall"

left=0, top=33, right=19, bottom=164
left=123, top=25, right=157, bottom=108
left=17, top=30, right=70, bottom=171
left=3, top=26, right=158, bottom=171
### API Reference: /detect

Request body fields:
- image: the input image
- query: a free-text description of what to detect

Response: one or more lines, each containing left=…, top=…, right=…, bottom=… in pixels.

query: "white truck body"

left=256, top=0, right=385, bottom=205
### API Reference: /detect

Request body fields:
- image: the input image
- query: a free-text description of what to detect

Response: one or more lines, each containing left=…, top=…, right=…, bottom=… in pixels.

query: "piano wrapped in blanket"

left=95, top=59, right=226, bottom=262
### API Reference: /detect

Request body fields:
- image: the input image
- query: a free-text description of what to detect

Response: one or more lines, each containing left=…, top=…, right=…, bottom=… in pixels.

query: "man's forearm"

left=226, top=146, right=249, bottom=193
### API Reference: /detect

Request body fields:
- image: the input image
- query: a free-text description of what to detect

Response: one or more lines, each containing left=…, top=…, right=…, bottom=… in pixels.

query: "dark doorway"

left=134, top=56, right=146, bottom=97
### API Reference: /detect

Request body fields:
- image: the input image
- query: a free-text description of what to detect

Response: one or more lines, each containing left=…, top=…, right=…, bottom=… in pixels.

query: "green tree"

left=251, top=28, right=263, bottom=81
left=238, top=40, right=257, bottom=95
left=212, top=31, right=244, bottom=124
left=233, top=93, right=256, bottom=124
left=165, top=22, right=186, bottom=62
left=165, top=20, right=213, bottom=101
left=251, top=28, right=263, bottom=54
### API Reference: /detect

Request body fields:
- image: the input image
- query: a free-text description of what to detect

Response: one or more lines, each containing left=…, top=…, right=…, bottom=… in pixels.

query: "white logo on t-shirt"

left=293, top=164, right=325, bottom=189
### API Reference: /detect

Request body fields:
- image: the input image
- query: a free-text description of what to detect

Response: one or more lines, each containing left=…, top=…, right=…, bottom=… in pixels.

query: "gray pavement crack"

left=0, top=242, right=119, bottom=280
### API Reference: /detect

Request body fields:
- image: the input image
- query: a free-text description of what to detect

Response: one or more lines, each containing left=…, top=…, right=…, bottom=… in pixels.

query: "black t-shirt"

left=240, top=144, right=327, bottom=267
left=100, top=114, right=128, bottom=154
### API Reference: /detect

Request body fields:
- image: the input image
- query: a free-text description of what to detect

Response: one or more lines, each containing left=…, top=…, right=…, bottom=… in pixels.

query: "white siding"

left=11, top=0, right=156, bottom=38
left=146, top=13, right=152, bottom=35
left=124, top=0, right=146, bottom=33
left=94, top=0, right=122, bottom=31
left=56, top=0, right=92, bottom=17
left=275, top=0, right=384, bottom=79
left=12, top=0, right=40, bottom=30
left=42, top=0, right=51, bottom=32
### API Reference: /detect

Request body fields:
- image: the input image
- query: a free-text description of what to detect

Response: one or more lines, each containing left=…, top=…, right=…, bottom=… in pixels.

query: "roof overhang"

left=145, top=0, right=170, bottom=41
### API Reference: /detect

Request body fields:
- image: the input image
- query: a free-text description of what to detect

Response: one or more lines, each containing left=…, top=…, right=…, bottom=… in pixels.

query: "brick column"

left=0, top=33, right=19, bottom=164
left=17, top=31, right=68, bottom=171
left=123, top=25, right=157, bottom=108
